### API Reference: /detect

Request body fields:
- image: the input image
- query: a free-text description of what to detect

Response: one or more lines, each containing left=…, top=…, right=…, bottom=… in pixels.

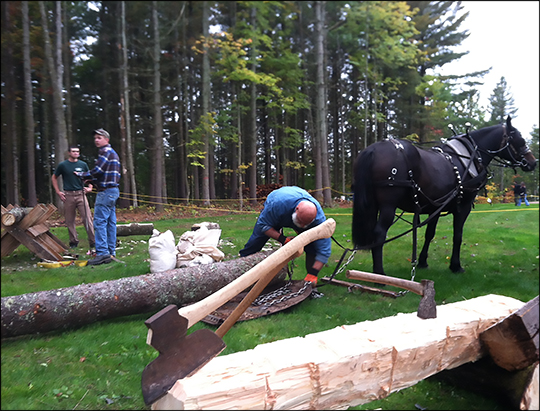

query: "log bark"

left=1, top=207, right=30, bottom=226
left=152, top=294, right=526, bottom=410
left=1, top=251, right=282, bottom=339
left=480, top=295, right=539, bottom=371
left=116, top=222, right=155, bottom=236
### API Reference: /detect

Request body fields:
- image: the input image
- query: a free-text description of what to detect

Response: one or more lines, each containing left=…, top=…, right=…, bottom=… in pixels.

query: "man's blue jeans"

left=94, top=187, right=119, bottom=256
left=516, top=194, right=530, bottom=206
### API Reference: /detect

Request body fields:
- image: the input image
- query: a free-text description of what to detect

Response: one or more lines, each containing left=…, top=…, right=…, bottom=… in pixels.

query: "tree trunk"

left=2, top=1, right=19, bottom=206
left=118, top=1, right=138, bottom=208
left=248, top=5, right=258, bottom=206
left=1, top=251, right=278, bottom=339
left=151, top=0, right=165, bottom=212
left=39, top=1, right=68, bottom=201
left=152, top=294, right=526, bottom=410
left=62, top=1, right=73, bottom=144
left=313, top=1, right=325, bottom=205
left=22, top=1, right=37, bottom=207
left=201, top=1, right=211, bottom=206
left=116, top=222, right=155, bottom=236
left=314, top=1, right=332, bottom=207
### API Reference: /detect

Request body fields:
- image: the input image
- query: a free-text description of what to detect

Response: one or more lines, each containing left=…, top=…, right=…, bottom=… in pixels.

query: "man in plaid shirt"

left=75, top=128, right=121, bottom=265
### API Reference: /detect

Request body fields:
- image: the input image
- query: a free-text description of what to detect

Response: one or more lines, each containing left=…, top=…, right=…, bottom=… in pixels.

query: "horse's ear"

left=506, top=115, right=512, bottom=127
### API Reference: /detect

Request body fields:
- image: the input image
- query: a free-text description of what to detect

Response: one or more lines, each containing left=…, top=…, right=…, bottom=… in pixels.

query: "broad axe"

left=346, top=270, right=437, bottom=319
left=141, top=218, right=336, bottom=406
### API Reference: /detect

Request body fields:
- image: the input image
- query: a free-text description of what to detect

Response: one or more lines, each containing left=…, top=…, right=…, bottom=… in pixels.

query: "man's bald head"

left=293, top=201, right=317, bottom=228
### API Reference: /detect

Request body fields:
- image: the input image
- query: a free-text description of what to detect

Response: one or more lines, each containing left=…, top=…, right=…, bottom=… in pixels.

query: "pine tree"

left=488, top=76, right=517, bottom=125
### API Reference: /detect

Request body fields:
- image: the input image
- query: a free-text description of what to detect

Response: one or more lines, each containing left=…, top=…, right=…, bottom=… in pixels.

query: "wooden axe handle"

left=346, top=270, right=424, bottom=295
left=178, top=218, right=336, bottom=328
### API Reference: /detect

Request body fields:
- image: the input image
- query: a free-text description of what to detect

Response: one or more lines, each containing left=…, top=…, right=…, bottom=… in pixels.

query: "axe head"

left=141, top=305, right=226, bottom=405
left=417, top=279, right=437, bottom=319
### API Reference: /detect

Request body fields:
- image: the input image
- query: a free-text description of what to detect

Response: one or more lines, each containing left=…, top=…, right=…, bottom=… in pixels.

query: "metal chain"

left=332, top=250, right=357, bottom=278
left=396, top=261, right=417, bottom=297
left=252, top=281, right=311, bottom=308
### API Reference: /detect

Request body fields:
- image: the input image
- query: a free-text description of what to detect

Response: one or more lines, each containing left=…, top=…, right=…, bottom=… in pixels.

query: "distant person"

left=75, top=128, right=121, bottom=265
left=513, top=181, right=521, bottom=206
left=517, top=182, right=530, bottom=206
left=239, top=186, right=331, bottom=285
left=51, top=145, right=95, bottom=250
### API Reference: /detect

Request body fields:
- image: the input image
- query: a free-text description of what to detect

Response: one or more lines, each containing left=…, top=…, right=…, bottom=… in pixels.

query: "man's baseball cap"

left=94, top=128, right=110, bottom=139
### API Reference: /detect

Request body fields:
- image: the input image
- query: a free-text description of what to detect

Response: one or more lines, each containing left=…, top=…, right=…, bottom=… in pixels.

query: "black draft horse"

left=352, top=116, right=537, bottom=275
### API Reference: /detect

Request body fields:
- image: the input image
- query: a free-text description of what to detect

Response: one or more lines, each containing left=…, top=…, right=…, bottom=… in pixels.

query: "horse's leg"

left=371, top=204, right=395, bottom=275
left=450, top=206, right=471, bottom=273
left=418, top=214, right=440, bottom=269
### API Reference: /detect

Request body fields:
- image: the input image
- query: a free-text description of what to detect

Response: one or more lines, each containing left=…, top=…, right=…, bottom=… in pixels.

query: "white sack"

left=176, top=226, right=225, bottom=268
left=148, top=229, right=178, bottom=273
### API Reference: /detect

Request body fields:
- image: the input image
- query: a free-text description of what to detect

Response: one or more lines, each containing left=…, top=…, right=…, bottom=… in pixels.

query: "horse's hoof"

left=418, top=262, right=428, bottom=269
left=450, top=266, right=465, bottom=273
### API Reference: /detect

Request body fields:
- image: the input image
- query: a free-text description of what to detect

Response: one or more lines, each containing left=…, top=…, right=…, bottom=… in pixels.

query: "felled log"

left=152, top=294, right=525, bottom=410
left=1, top=251, right=282, bottom=339
left=116, top=222, right=155, bottom=236
left=480, top=295, right=539, bottom=371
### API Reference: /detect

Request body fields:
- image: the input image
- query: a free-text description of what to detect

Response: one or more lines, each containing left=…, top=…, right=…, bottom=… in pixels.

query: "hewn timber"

left=1, top=251, right=281, bottom=339
left=151, top=294, right=525, bottom=410
left=480, top=295, right=539, bottom=371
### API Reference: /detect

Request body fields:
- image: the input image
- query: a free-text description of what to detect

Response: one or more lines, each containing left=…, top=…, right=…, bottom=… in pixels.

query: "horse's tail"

left=352, top=148, right=378, bottom=247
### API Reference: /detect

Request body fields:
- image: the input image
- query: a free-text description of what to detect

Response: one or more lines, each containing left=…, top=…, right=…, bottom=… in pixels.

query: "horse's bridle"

left=484, top=124, right=532, bottom=169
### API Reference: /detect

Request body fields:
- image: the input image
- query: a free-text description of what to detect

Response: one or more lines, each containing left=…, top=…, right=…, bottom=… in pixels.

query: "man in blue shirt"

left=239, top=186, right=331, bottom=285
left=75, top=128, right=121, bottom=265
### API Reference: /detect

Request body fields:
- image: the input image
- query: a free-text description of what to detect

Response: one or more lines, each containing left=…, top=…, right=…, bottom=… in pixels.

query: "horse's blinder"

left=499, top=125, right=533, bottom=168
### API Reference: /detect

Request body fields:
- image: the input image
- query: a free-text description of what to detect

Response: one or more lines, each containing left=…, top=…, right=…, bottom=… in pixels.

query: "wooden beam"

left=152, top=294, right=526, bottom=410
left=480, top=295, right=539, bottom=371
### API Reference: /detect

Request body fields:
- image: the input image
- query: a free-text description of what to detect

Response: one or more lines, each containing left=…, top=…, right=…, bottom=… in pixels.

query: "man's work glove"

left=278, top=234, right=293, bottom=245
left=304, top=274, right=318, bottom=285
left=304, top=266, right=320, bottom=285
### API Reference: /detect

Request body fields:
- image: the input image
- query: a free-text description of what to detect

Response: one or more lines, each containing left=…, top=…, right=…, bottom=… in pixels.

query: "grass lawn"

left=1, top=202, right=538, bottom=410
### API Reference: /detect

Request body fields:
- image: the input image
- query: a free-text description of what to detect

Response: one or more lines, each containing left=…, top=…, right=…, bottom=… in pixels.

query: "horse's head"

left=500, top=116, right=537, bottom=172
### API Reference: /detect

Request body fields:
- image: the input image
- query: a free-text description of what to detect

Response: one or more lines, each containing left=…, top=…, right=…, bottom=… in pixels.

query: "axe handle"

left=346, top=270, right=424, bottom=295
left=215, top=249, right=303, bottom=338
left=178, top=218, right=336, bottom=328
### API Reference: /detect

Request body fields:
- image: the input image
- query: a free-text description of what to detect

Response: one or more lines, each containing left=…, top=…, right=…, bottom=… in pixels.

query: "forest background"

left=1, top=1, right=539, bottom=212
